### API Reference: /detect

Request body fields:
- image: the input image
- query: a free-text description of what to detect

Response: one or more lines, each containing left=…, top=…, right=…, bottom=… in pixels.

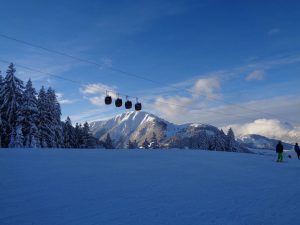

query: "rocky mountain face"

left=90, top=111, right=245, bottom=152
left=237, top=134, right=293, bottom=150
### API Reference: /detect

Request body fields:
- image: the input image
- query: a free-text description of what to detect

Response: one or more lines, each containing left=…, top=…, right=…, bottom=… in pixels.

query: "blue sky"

left=0, top=0, right=300, bottom=140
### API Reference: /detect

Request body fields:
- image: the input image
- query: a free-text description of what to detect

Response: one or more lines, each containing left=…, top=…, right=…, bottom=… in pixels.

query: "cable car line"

left=0, top=58, right=258, bottom=121
left=0, top=33, right=298, bottom=123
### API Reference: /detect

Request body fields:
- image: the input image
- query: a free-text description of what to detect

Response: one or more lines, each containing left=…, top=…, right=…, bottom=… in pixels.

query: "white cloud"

left=224, top=119, right=300, bottom=143
left=151, top=94, right=300, bottom=130
left=152, top=77, right=221, bottom=122
left=80, top=83, right=118, bottom=106
left=80, top=83, right=116, bottom=95
left=154, top=96, right=193, bottom=120
left=190, top=77, right=220, bottom=98
left=245, top=70, right=264, bottom=81
left=56, top=92, right=77, bottom=105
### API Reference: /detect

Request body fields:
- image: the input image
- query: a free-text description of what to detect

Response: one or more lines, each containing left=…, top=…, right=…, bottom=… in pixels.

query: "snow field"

left=0, top=149, right=300, bottom=225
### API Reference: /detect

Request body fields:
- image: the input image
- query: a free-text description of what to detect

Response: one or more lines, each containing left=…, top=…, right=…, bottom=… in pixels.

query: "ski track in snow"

left=0, top=149, right=300, bottom=225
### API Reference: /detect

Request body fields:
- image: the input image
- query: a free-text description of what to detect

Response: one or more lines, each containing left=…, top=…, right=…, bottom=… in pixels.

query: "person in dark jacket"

left=294, top=143, right=300, bottom=159
left=276, top=141, right=284, bottom=162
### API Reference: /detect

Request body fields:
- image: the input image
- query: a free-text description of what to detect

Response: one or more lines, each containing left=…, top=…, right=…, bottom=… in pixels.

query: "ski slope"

left=1, top=149, right=299, bottom=225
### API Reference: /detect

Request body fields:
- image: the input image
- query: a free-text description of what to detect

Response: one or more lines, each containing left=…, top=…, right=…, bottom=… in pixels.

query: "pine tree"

left=132, top=140, right=138, bottom=149
left=47, top=88, right=62, bottom=147
left=21, top=79, right=39, bottom=147
left=0, top=113, right=4, bottom=148
left=127, top=139, right=138, bottom=149
left=127, top=140, right=133, bottom=149
left=37, top=86, right=53, bottom=147
left=0, top=71, right=4, bottom=147
left=63, top=117, right=75, bottom=148
left=198, top=131, right=209, bottom=150
left=142, top=138, right=149, bottom=149
left=150, top=132, right=159, bottom=149
left=104, top=133, right=114, bottom=149
left=213, top=130, right=226, bottom=151
left=74, top=123, right=83, bottom=148
left=82, top=122, right=89, bottom=148
left=226, top=128, right=237, bottom=151
left=9, top=125, right=24, bottom=148
left=82, top=122, right=95, bottom=148
left=0, top=63, right=24, bottom=147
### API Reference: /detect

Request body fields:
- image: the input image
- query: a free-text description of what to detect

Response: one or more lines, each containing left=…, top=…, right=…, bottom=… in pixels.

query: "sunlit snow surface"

left=1, top=149, right=300, bottom=225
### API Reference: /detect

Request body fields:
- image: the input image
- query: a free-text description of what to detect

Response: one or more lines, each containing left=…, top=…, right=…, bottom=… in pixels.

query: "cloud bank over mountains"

left=224, top=118, right=300, bottom=143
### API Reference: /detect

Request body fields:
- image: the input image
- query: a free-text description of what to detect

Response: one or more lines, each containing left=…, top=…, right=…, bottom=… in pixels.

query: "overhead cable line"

left=0, top=58, right=257, bottom=123
left=0, top=33, right=297, bottom=123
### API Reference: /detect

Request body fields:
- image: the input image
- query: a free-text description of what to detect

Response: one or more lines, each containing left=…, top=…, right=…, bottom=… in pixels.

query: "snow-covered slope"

left=238, top=134, right=293, bottom=150
left=1, top=149, right=299, bottom=225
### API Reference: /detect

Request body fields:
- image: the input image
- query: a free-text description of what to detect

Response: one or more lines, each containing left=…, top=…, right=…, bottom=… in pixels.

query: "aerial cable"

left=0, top=58, right=256, bottom=122
left=0, top=33, right=298, bottom=123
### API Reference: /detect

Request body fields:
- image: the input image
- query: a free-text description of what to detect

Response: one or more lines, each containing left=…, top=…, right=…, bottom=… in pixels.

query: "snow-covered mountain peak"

left=110, top=111, right=161, bottom=126
left=89, top=111, right=244, bottom=151
left=89, top=111, right=170, bottom=148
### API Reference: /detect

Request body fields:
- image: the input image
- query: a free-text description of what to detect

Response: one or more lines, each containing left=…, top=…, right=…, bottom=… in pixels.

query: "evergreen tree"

left=127, top=140, right=133, bottom=149
left=213, top=130, right=226, bottom=151
left=149, top=132, right=159, bottom=149
left=226, top=128, right=237, bottom=151
left=74, top=123, right=83, bottom=148
left=0, top=71, right=5, bottom=147
left=9, top=125, right=24, bottom=148
left=37, top=86, right=53, bottom=147
left=82, top=122, right=95, bottom=148
left=104, top=133, right=114, bottom=149
left=0, top=63, right=24, bottom=147
left=63, top=117, right=75, bottom=148
left=132, top=140, right=138, bottom=149
left=142, top=138, right=149, bottom=149
left=0, top=112, right=4, bottom=148
left=21, top=79, right=39, bottom=147
left=198, top=131, right=209, bottom=150
left=127, top=139, right=138, bottom=149
left=47, top=88, right=63, bottom=147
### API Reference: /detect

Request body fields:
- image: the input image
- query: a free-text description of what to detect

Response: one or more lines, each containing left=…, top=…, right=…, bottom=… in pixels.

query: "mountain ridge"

left=89, top=111, right=245, bottom=151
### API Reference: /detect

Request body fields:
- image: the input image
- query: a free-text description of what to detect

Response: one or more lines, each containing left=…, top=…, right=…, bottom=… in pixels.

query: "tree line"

left=0, top=63, right=99, bottom=148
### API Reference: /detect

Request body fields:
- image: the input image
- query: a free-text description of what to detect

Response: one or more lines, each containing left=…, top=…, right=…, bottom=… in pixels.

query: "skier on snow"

left=276, top=141, right=284, bottom=162
left=294, top=143, right=300, bottom=159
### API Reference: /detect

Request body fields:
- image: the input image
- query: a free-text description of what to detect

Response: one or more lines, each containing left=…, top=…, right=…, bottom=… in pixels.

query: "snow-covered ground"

left=1, top=149, right=299, bottom=225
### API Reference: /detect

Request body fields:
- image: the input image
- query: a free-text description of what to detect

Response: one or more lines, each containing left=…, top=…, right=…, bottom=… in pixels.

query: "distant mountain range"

left=89, top=111, right=247, bottom=152
left=89, top=111, right=293, bottom=151
left=237, top=134, right=293, bottom=150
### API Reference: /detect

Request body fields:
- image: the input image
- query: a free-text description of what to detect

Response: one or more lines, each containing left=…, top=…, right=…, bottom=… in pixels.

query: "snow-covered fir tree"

left=82, top=122, right=96, bottom=148
left=47, top=88, right=63, bottom=147
left=197, top=131, right=210, bottom=150
left=21, top=79, right=39, bottom=148
left=9, top=125, right=24, bottom=148
left=0, top=63, right=24, bottom=147
left=37, top=86, right=53, bottom=147
left=0, top=113, right=4, bottom=148
left=0, top=63, right=100, bottom=149
left=0, top=70, right=5, bottom=147
left=74, top=123, right=83, bottom=148
left=63, top=117, right=75, bottom=148
left=226, top=128, right=237, bottom=151
left=213, top=129, right=227, bottom=151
